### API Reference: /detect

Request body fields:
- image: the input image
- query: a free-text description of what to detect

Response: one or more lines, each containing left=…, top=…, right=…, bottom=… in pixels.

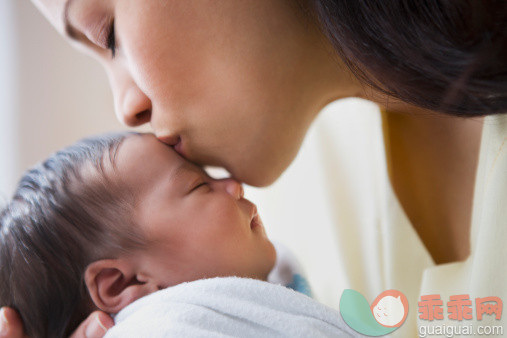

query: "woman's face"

left=32, top=0, right=351, bottom=186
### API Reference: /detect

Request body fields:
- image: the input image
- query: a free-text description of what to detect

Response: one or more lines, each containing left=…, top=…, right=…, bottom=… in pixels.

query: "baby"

left=0, top=132, right=310, bottom=337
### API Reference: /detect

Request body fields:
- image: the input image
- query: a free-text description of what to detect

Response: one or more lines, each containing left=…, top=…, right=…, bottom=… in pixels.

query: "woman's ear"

left=85, top=259, right=159, bottom=313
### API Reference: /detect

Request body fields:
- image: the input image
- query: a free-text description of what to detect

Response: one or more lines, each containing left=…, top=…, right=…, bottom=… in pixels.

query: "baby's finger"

left=0, top=307, right=26, bottom=338
left=69, top=311, right=113, bottom=338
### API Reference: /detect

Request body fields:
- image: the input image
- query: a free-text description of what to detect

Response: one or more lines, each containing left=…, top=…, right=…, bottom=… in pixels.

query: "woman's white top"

left=245, top=98, right=506, bottom=337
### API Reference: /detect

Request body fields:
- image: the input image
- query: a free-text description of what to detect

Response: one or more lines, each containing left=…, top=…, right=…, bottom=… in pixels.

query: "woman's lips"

left=157, top=135, right=186, bottom=158
left=173, top=139, right=185, bottom=158
left=157, top=134, right=180, bottom=146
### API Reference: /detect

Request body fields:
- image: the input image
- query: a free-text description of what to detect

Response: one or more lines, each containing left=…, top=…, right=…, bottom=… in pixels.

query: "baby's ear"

left=85, top=259, right=159, bottom=313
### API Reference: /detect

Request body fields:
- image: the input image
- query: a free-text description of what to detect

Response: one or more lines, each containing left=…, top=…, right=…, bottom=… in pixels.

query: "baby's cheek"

left=212, top=201, right=244, bottom=228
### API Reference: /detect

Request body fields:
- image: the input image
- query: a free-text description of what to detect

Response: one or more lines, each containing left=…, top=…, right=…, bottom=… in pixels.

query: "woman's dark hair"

left=0, top=132, right=145, bottom=337
left=311, top=0, right=507, bottom=116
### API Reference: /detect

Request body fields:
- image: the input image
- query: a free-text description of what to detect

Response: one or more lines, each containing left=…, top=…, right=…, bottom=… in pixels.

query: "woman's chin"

left=232, top=166, right=282, bottom=188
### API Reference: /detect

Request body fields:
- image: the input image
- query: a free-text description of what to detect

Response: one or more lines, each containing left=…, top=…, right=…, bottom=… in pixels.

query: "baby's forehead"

left=111, top=133, right=207, bottom=186
left=115, top=133, right=181, bottom=167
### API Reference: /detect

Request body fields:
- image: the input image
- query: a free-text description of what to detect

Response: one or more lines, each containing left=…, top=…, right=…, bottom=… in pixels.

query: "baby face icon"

left=371, top=290, right=409, bottom=327
left=340, top=288, right=409, bottom=336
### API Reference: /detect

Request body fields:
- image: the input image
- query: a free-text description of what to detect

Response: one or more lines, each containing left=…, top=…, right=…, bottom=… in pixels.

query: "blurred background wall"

left=0, top=0, right=125, bottom=198
left=0, top=0, right=17, bottom=198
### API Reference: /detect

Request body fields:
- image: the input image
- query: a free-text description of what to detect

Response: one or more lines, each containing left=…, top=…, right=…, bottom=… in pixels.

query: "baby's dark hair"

left=0, top=132, right=145, bottom=337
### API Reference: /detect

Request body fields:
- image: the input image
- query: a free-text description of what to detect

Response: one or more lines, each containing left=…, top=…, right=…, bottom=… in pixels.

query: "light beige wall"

left=1, top=0, right=126, bottom=197
left=0, top=0, right=18, bottom=200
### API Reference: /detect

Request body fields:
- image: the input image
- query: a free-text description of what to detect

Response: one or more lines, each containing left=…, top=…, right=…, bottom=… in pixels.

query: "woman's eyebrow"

left=63, top=0, right=80, bottom=41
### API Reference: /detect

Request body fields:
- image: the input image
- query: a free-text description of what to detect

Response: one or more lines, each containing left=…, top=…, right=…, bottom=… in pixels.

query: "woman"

left=2, top=0, right=506, bottom=337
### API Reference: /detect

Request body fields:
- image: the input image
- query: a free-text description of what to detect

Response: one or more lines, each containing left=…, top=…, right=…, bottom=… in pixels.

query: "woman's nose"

left=109, top=64, right=152, bottom=127
left=118, top=85, right=152, bottom=127
left=222, top=179, right=244, bottom=200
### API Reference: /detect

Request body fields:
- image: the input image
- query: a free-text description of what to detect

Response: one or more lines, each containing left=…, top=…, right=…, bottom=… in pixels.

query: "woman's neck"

left=309, top=37, right=484, bottom=264
left=380, top=103, right=484, bottom=264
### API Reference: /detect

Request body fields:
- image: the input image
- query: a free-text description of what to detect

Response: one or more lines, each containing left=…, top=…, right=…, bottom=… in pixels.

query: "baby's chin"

left=262, top=240, right=277, bottom=280
left=242, top=240, right=277, bottom=282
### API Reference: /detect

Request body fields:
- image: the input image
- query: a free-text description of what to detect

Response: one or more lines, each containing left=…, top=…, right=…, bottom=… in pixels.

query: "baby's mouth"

left=250, top=212, right=263, bottom=230
left=248, top=203, right=264, bottom=231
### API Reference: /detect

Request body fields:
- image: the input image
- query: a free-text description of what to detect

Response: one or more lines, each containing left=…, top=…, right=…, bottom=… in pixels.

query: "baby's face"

left=114, top=134, right=276, bottom=287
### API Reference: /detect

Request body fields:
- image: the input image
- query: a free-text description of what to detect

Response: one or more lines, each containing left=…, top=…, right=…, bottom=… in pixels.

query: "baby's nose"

left=224, top=179, right=244, bottom=199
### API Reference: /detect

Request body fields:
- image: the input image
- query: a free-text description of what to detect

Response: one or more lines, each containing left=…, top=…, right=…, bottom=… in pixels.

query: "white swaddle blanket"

left=105, top=277, right=359, bottom=337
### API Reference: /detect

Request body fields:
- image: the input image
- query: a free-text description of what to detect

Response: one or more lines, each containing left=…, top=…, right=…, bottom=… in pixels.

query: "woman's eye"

left=106, top=19, right=116, bottom=58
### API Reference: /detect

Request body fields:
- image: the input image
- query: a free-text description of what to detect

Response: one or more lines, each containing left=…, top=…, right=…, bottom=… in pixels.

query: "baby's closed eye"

left=190, top=181, right=210, bottom=193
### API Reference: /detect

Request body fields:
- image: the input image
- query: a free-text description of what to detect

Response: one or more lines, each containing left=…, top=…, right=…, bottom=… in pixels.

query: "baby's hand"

left=0, top=307, right=114, bottom=338
left=0, top=307, right=25, bottom=338
left=69, top=311, right=114, bottom=338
